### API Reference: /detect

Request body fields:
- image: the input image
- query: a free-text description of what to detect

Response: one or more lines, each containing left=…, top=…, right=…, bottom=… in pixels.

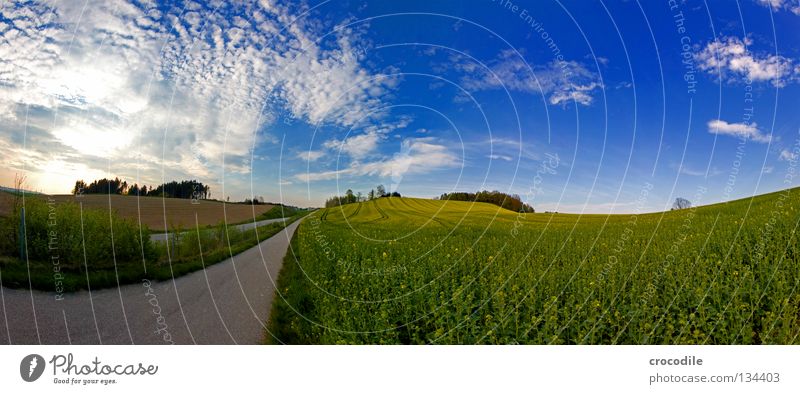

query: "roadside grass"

left=0, top=195, right=307, bottom=292
left=265, top=232, right=318, bottom=344
left=258, top=204, right=310, bottom=220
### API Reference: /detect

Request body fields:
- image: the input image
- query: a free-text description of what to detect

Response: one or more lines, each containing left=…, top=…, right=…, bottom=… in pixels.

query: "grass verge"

left=258, top=205, right=310, bottom=220
left=264, top=229, right=318, bottom=344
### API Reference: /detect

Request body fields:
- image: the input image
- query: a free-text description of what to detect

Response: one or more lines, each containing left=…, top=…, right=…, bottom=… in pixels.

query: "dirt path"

left=0, top=219, right=303, bottom=344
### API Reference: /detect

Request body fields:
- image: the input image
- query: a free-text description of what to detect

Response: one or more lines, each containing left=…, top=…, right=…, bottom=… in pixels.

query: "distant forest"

left=325, top=184, right=400, bottom=208
left=438, top=191, right=535, bottom=213
left=72, top=178, right=210, bottom=200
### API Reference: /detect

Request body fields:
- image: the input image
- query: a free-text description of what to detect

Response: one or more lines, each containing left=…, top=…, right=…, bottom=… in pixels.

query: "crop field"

left=0, top=191, right=13, bottom=217
left=268, top=190, right=800, bottom=344
left=35, top=194, right=274, bottom=230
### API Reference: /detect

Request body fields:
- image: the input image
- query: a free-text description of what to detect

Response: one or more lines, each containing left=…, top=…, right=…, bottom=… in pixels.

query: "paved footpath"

left=0, top=219, right=302, bottom=344
left=148, top=217, right=288, bottom=242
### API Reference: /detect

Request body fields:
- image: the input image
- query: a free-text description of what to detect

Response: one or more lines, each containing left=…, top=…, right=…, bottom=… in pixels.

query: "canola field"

left=268, top=190, right=800, bottom=344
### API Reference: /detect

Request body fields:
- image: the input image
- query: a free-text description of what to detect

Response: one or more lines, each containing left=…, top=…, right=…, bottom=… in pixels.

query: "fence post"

left=18, top=207, right=26, bottom=261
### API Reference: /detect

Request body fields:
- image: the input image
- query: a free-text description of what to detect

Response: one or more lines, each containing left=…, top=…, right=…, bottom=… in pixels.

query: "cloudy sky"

left=1, top=0, right=799, bottom=212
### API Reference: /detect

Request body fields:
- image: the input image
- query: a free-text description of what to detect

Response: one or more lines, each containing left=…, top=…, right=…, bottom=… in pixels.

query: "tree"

left=325, top=184, right=399, bottom=208
left=72, top=180, right=87, bottom=195
left=147, top=179, right=208, bottom=199
left=439, top=190, right=534, bottom=213
left=72, top=177, right=126, bottom=195
left=672, top=197, right=692, bottom=210
left=73, top=177, right=208, bottom=198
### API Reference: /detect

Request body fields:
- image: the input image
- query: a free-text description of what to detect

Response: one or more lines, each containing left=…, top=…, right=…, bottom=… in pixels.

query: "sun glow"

left=33, top=159, right=108, bottom=194
left=52, top=123, right=133, bottom=159
left=40, top=64, right=147, bottom=115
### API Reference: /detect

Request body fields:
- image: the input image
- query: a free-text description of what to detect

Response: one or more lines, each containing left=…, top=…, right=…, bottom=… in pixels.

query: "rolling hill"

left=268, top=190, right=800, bottom=344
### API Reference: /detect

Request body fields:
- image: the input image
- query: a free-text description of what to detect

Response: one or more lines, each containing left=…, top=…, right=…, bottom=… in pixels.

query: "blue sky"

left=1, top=0, right=799, bottom=212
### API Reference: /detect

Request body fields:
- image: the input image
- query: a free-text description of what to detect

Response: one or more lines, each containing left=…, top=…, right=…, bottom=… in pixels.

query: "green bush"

left=0, top=216, right=14, bottom=256
left=14, top=197, right=156, bottom=270
left=260, top=205, right=305, bottom=220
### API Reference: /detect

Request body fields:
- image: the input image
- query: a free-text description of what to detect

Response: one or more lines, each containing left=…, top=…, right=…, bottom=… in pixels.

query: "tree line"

left=437, top=190, right=535, bottom=213
left=72, top=178, right=210, bottom=200
left=325, top=184, right=401, bottom=208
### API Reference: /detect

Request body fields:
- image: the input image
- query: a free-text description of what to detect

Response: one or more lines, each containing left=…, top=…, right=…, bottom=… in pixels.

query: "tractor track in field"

left=395, top=198, right=448, bottom=227
left=346, top=202, right=363, bottom=219
left=370, top=199, right=389, bottom=222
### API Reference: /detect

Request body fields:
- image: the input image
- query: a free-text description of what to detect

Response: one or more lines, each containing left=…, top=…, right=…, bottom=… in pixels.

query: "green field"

left=268, top=190, right=800, bottom=344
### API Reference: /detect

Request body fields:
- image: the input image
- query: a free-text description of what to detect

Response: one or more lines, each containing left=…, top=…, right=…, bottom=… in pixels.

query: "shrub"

left=13, top=196, right=156, bottom=270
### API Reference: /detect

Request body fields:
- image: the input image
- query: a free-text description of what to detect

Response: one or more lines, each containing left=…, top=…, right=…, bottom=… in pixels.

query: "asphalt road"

left=0, top=218, right=303, bottom=344
left=149, top=217, right=289, bottom=242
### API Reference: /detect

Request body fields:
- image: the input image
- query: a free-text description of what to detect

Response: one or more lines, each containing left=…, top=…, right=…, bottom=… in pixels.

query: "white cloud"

left=295, top=169, right=343, bottom=182
left=756, top=0, right=785, bottom=7
left=275, top=33, right=398, bottom=127
left=314, top=115, right=414, bottom=162
left=677, top=164, right=705, bottom=176
left=323, top=131, right=382, bottom=160
left=358, top=139, right=459, bottom=177
left=52, top=123, right=134, bottom=159
left=707, top=119, right=772, bottom=143
left=488, top=154, right=513, bottom=161
left=470, top=137, right=540, bottom=162
left=754, top=0, right=800, bottom=14
left=296, top=138, right=460, bottom=182
left=779, top=149, right=798, bottom=161
left=0, top=1, right=395, bottom=197
left=695, top=36, right=798, bottom=87
left=455, top=50, right=602, bottom=106
left=298, top=150, right=326, bottom=162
